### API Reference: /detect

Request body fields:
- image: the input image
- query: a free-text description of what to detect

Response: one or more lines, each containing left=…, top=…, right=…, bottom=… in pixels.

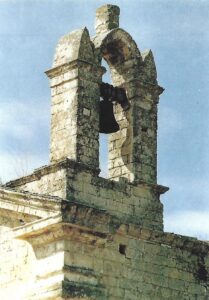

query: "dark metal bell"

left=99, top=100, right=120, bottom=134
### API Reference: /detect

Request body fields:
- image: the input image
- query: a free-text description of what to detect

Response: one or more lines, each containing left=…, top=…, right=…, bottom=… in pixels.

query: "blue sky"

left=0, top=0, right=209, bottom=239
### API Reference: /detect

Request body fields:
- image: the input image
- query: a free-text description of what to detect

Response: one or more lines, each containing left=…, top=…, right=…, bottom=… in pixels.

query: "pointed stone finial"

left=141, top=49, right=157, bottom=84
left=52, top=27, right=94, bottom=68
left=95, top=4, right=120, bottom=34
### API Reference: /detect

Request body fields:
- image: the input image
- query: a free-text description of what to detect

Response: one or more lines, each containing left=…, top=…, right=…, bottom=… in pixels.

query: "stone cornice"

left=117, top=224, right=209, bottom=256
left=5, top=158, right=168, bottom=197
left=13, top=213, right=111, bottom=247
left=5, top=158, right=100, bottom=188
left=0, top=187, right=63, bottom=218
left=13, top=201, right=209, bottom=256
left=45, top=59, right=105, bottom=79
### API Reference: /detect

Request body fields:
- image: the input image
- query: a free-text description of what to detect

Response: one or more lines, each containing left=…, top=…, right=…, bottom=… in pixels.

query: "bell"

left=100, top=82, right=130, bottom=111
left=115, top=87, right=130, bottom=111
left=99, top=100, right=120, bottom=134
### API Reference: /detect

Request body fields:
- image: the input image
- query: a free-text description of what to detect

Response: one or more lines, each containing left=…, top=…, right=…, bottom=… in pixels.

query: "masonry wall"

left=0, top=189, right=65, bottom=300
left=0, top=225, right=35, bottom=299
left=62, top=232, right=209, bottom=300
left=0, top=187, right=209, bottom=299
left=7, top=162, right=165, bottom=231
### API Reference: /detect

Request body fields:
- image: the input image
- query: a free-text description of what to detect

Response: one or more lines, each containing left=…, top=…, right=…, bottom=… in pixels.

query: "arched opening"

left=99, top=59, right=111, bottom=178
left=97, top=29, right=142, bottom=181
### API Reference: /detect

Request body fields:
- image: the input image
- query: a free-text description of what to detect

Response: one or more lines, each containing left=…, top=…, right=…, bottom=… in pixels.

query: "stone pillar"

left=46, top=28, right=103, bottom=171
left=108, top=51, right=163, bottom=184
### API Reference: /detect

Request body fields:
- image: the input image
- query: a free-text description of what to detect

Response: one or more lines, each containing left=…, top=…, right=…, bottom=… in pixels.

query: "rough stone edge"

left=5, top=158, right=169, bottom=197
left=5, top=158, right=100, bottom=188
left=13, top=201, right=209, bottom=256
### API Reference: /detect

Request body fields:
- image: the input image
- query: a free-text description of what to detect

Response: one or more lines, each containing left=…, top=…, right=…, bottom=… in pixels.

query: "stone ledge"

left=91, top=176, right=169, bottom=196
left=5, top=158, right=168, bottom=196
left=117, top=224, right=209, bottom=256
left=5, top=158, right=100, bottom=188
left=0, top=186, right=63, bottom=203
left=13, top=213, right=111, bottom=248
left=0, top=187, right=64, bottom=219
left=13, top=201, right=116, bottom=242
left=12, top=199, right=209, bottom=256
left=45, top=59, right=105, bottom=79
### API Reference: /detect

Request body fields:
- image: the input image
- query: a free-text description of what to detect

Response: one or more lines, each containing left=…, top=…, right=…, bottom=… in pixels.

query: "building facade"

left=0, top=4, right=208, bottom=300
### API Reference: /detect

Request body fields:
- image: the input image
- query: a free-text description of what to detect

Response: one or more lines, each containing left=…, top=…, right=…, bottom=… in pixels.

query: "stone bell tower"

left=46, top=4, right=164, bottom=185
left=7, top=4, right=167, bottom=231
left=2, top=4, right=208, bottom=300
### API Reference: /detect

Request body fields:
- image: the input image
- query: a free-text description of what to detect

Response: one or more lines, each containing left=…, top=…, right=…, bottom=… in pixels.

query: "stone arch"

left=93, top=28, right=142, bottom=181
left=93, top=28, right=142, bottom=85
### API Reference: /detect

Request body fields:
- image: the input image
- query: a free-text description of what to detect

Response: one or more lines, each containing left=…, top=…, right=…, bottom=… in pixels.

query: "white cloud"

left=0, top=99, right=50, bottom=143
left=0, top=100, right=49, bottom=133
left=164, top=210, right=209, bottom=240
left=0, top=104, right=32, bottom=140
left=0, top=152, right=48, bottom=183
left=0, top=99, right=50, bottom=182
